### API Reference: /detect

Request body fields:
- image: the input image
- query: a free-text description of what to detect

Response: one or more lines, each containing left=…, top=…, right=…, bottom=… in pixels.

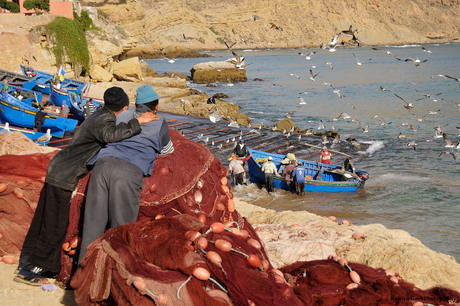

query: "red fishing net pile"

left=0, top=130, right=459, bottom=305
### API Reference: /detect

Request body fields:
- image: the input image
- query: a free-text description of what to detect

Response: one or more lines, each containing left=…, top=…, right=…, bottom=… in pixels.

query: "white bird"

left=326, top=62, right=333, bottom=70
left=197, top=133, right=204, bottom=139
left=34, top=129, right=51, bottom=144
left=438, top=151, right=456, bottom=160
left=309, top=69, right=319, bottom=81
left=398, top=133, right=407, bottom=140
left=298, top=97, right=307, bottom=105
left=318, top=120, right=325, bottom=130
left=209, top=111, right=224, bottom=123
left=404, top=57, right=427, bottom=67
left=0, top=122, right=10, bottom=136
left=289, top=73, right=300, bottom=79
left=394, top=94, right=414, bottom=110
left=228, top=119, right=239, bottom=128
left=329, top=33, right=341, bottom=46
left=353, top=53, right=362, bottom=66
left=443, top=133, right=459, bottom=151
left=333, top=88, right=343, bottom=98
left=380, top=85, right=388, bottom=92
left=163, top=57, right=176, bottom=64
left=421, top=46, right=432, bottom=54
left=407, top=140, right=417, bottom=150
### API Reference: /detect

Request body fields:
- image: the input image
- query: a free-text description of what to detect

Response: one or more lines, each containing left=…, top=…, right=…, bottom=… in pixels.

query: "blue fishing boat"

left=0, top=92, right=78, bottom=138
left=20, top=65, right=87, bottom=95
left=247, top=148, right=369, bottom=193
left=0, top=122, right=51, bottom=145
left=50, top=83, right=103, bottom=123
left=0, top=68, right=37, bottom=90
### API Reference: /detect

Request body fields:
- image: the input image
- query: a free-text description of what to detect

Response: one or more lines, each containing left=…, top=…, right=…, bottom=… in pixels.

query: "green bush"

left=73, top=10, right=96, bottom=32
left=44, top=17, right=90, bottom=76
left=0, top=0, right=20, bottom=13
left=23, top=0, right=50, bottom=12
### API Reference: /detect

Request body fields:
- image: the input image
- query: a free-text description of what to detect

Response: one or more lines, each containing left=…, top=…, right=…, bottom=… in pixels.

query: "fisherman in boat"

left=342, top=158, right=355, bottom=174
left=233, top=138, right=248, bottom=159
left=34, top=107, right=46, bottom=132
left=319, top=146, right=332, bottom=164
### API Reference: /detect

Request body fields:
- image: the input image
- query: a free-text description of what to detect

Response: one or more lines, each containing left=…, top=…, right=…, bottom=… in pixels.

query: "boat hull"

left=0, top=123, right=51, bottom=145
left=247, top=148, right=365, bottom=193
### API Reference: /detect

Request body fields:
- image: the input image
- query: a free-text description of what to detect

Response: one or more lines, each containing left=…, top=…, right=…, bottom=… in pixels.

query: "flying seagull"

left=442, top=133, right=459, bottom=151
left=309, top=69, right=319, bottom=81
left=405, top=57, right=427, bottom=67
left=394, top=94, right=415, bottom=110
left=438, top=151, right=456, bottom=160
left=372, top=47, right=401, bottom=61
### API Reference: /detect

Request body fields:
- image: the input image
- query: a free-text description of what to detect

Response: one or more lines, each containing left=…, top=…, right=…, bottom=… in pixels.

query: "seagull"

left=353, top=53, right=362, bottom=66
left=404, top=57, right=427, bottom=67
left=197, top=133, right=204, bottom=139
left=289, top=73, right=300, bottom=79
left=298, top=97, right=307, bottom=105
left=333, top=88, right=344, bottom=98
left=348, top=33, right=361, bottom=46
left=341, top=25, right=357, bottom=36
left=434, top=124, right=444, bottom=138
left=228, top=119, right=239, bottom=128
left=444, top=75, right=460, bottom=82
left=398, top=132, right=407, bottom=140
left=442, top=133, right=459, bottom=150
left=0, top=122, right=10, bottom=136
left=325, top=62, right=333, bottom=70
left=309, top=69, right=319, bottom=81
left=394, top=94, right=414, bottom=110
left=421, top=46, right=432, bottom=54
left=34, top=129, right=51, bottom=144
left=415, top=89, right=442, bottom=100
left=329, top=33, right=341, bottom=46
left=163, top=57, right=176, bottom=64
left=346, top=102, right=356, bottom=109
left=438, top=151, right=456, bottom=160
left=374, top=115, right=392, bottom=126
left=322, top=134, right=329, bottom=144
left=380, top=85, right=389, bottom=92
left=231, top=50, right=245, bottom=68
left=407, top=140, right=417, bottom=150
left=209, top=110, right=224, bottom=123
left=300, top=51, right=316, bottom=60
left=224, top=41, right=236, bottom=49
left=428, top=109, right=441, bottom=115
left=361, top=124, right=369, bottom=133
left=402, top=123, right=419, bottom=132
left=372, top=47, right=401, bottom=61
left=411, top=113, right=426, bottom=122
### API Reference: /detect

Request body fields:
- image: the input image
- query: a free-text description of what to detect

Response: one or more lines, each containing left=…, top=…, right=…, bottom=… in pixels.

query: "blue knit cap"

left=136, top=85, right=159, bottom=104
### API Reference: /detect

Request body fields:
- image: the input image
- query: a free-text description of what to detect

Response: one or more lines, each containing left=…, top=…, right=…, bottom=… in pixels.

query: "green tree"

left=23, top=0, right=50, bottom=12
left=0, top=0, right=20, bottom=13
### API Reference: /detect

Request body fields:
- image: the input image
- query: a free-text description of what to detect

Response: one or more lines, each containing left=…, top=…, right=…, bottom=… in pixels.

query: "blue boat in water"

left=50, top=83, right=103, bottom=123
left=0, top=92, right=78, bottom=138
left=20, top=65, right=87, bottom=95
left=247, top=148, right=369, bottom=193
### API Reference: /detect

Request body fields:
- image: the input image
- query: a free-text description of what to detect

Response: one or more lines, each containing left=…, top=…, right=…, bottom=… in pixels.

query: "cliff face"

left=89, top=0, right=460, bottom=51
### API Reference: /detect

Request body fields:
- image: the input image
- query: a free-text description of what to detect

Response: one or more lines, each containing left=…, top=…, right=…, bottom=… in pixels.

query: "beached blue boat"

left=0, top=122, right=51, bottom=145
left=247, top=148, right=369, bottom=193
left=50, top=84, right=103, bottom=123
left=0, top=92, right=78, bottom=138
left=0, top=68, right=37, bottom=90
left=20, top=65, right=87, bottom=95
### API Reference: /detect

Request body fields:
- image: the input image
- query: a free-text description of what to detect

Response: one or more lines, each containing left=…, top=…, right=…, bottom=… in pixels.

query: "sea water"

left=146, top=44, right=460, bottom=262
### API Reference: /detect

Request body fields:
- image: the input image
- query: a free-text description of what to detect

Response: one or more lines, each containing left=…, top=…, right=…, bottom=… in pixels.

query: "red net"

left=0, top=130, right=459, bottom=305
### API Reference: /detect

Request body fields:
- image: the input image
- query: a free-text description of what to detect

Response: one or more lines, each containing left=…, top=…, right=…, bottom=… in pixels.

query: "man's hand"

left=137, top=112, right=159, bottom=125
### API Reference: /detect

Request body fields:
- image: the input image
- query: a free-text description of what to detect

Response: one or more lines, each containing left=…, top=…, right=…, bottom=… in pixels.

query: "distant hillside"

left=89, top=0, right=460, bottom=51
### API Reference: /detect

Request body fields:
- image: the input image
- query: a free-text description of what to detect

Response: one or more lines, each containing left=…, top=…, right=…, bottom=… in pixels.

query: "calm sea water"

left=146, top=44, right=460, bottom=262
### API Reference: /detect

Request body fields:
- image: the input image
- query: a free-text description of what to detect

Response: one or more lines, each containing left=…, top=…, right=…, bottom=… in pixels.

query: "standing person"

left=60, top=101, right=69, bottom=118
left=233, top=138, right=247, bottom=158
left=342, top=158, right=355, bottom=174
left=282, top=159, right=297, bottom=193
left=34, top=107, right=46, bottom=132
left=293, top=164, right=306, bottom=196
left=15, top=87, right=158, bottom=286
left=228, top=153, right=252, bottom=186
left=319, top=146, right=333, bottom=164
left=261, top=156, right=279, bottom=193
left=78, top=85, right=174, bottom=264
left=83, top=99, right=96, bottom=119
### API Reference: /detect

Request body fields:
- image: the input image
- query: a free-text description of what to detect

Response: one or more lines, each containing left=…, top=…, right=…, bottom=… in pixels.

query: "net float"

left=196, top=237, right=208, bottom=249
left=272, top=269, right=284, bottom=278
left=0, top=183, right=7, bottom=193
left=239, top=229, right=249, bottom=239
left=352, top=232, right=364, bottom=240
left=247, top=238, right=261, bottom=249
left=2, top=256, right=14, bottom=264
left=149, top=183, right=157, bottom=193
left=70, top=237, right=80, bottom=249
left=185, top=231, right=201, bottom=242
left=220, top=177, right=228, bottom=186
left=346, top=283, right=359, bottom=290
left=338, top=258, right=349, bottom=266
left=389, top=276, right=399, bottom=284
left=349, top=271, right=361, bottom=283
left=215, top=239, right=232, bottom=252
left=230, top=228, right=240, bottom=235
left=16, top=180, right=28, bottom=187
left=157, top=294, right=168, bottom=305
left=206, top=251, right=222, bottom=266
left=385, top=270, right=396, bottom=277
left=193, top=267, right=210, bottom=280
left=194, top=190, right=203, bottom=204
left=196, top=179, right=204, bottom=189
left=197, top=213, right=206, bottom=224
left=62, top=242, right=71, bottom=252
left=132, top=276, right=146, bottom=292
left=341, top=220, right=350, bottom=226
left=261, top=259, right=270, bottom=271
left=220, top=185, right=229, bottom=194
left=328, top=255, right=335, bottom=260
left=68, top=249, right=76, bottom=256
left=216, top=202, right=226, bottom=211
left=209, top=222, right=225, bottom=233
left=328, top=216, right=337, bottom=222
left=13, top=188, right=24, bottom=199
left=155, top=214, right=165, bottom=220
left=159, top=167, right=169, bottom=175
left=247, top=254, right=261, bottom=268
left=227, top=198, right=235, bottom=212
left=218, top=194, right=227, bottom=203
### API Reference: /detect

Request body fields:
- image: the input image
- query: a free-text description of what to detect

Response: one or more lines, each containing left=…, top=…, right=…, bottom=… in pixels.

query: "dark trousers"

left=264, top=173, right=275, bottom=192
left=233, top=172, right=244, bottom=185
left=296, top=182, right=305, bottom=196
left=20, top=183, right=72, bottom=273
left=78, top=157, right=144, bottom=264
left=286, top=180, right=295, bottom=193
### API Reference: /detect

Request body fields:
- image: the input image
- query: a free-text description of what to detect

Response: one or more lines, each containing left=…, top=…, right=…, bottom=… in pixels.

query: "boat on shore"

left=0, top=68, right=36, bottom=90
left=0, top=92, right=78, bottom=138
left=247, top=148, right=369, bottom=193
left=0, top=122, right=51, bottom=145
left=20, top=65, right=87, bottom=95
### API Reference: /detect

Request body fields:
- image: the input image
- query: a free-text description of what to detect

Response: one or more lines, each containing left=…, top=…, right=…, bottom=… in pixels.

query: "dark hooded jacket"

left=45, top=107, right=141, bottom=191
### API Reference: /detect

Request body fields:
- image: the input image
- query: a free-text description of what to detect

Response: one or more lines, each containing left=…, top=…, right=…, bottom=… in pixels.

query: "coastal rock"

left=89, top=64, right=113, bottom=82
left=112, top=57, right=142, bottom=81
left=234, top=198, right=460, bottom=292
left=275, top=117, right=295, bottom=132
left=190, top=61, right=247, bottom=84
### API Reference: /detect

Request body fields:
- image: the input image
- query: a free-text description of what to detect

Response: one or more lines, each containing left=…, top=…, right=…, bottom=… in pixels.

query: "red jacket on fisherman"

left=320, top=146, right=332, bottom=164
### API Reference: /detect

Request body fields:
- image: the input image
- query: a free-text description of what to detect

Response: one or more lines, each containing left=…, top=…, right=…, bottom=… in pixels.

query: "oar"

left=301, top=142, right=353, bottom=158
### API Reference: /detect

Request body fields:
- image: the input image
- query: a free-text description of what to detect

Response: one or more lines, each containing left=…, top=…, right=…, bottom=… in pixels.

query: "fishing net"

left=0, top=130, right=459, bottom=305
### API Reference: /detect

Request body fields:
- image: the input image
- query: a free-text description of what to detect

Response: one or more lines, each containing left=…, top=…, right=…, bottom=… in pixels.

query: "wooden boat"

left=0, top=68, right=36, bottom=90
left=50, top=83, right=103, bottom=123
left=20, top=65, right=87, bottom=95
left=0, top=122, right=51, bottom=145
left=247, top=148, right=369, bottom=193
left=0, top=92, right=78, bottom=138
